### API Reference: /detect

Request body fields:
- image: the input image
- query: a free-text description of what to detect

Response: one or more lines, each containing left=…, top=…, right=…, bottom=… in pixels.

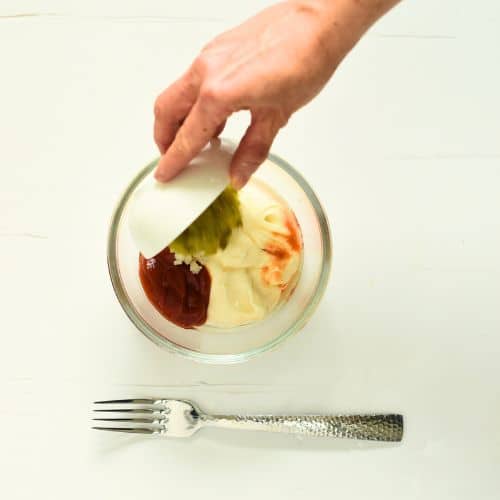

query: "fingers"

left=153, top=72, right=200, bottom=154
left=230, top=113, right=281, bottom=189
left=213, top=119, right=227, bottom=138
left=155, top=96, right=230, bottom=182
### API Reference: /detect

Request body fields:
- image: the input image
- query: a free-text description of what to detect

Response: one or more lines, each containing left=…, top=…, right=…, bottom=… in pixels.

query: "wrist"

left=292, top=0, right=398, bottom=54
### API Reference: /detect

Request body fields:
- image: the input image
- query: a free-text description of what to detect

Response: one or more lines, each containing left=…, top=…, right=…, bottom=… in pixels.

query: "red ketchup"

left=139, top=248, right=211, bottom=329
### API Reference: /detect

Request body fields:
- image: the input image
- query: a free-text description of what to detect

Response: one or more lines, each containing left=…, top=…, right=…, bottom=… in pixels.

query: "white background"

left=1, top=1, right=499, bottom=498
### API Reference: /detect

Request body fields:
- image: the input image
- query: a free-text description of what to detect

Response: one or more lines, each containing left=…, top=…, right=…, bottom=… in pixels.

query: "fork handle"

left=202, top=414, right=403, bottom=441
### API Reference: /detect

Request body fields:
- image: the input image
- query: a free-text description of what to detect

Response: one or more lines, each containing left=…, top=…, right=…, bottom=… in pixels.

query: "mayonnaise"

left=203, top=180, right=302, bottom=328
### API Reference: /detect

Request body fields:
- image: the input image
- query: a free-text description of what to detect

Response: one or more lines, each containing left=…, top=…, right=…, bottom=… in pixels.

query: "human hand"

left=154, top=0, right=398, bottom=187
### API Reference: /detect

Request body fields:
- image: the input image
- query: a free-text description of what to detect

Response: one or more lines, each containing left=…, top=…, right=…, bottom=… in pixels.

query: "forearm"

left=300, top=0, right=400, bottom=26
left=293, top=0, right=401, bottom=65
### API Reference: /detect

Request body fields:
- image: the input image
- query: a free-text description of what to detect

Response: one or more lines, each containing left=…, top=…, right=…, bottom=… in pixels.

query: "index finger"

left=153, top=71, right=200, bottom=154
left=154, top=97, right=230, bottom=182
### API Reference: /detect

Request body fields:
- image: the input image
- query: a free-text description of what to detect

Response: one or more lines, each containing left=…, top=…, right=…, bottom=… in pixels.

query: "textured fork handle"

left=202, top=414, right=403, bottom=441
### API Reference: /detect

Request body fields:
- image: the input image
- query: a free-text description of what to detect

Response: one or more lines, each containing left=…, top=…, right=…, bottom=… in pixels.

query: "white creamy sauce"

left=203, top=180, right=302, bottom=328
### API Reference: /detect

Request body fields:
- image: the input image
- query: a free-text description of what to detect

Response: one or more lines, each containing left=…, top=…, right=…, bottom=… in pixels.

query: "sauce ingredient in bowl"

left=169, top=186, right=242, bottom=257
left=138, top=179, right=302, bottom=330
left=139, top=248, right=211, bottom=328
left=203, top=180, right=302, bottom=328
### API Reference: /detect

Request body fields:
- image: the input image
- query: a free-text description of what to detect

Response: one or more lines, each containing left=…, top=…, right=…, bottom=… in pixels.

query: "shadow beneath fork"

left=91, top=425, right=402, bottom=460
left=192, top=427, right=403, bottom=452
left=91, top=432, right=156, bottom=455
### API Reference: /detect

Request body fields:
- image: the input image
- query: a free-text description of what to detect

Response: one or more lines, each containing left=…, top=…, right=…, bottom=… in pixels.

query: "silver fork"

left=93, top=399, right=403, bottom=441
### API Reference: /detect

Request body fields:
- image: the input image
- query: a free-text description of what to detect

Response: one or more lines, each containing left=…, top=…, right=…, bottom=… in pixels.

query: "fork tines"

left=92, top=399, right=168, bottom=435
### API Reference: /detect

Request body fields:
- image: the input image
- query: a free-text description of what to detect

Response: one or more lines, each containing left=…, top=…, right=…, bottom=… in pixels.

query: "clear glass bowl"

left=107, top=140, right=332, bottom=364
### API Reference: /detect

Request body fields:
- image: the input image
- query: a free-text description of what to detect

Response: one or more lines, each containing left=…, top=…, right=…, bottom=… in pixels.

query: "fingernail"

left=154, top=169, right=169, bottom=183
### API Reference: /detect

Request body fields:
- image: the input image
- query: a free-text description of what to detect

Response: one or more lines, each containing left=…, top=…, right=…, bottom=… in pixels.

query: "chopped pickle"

left=169, top=186, right=242, bottom=256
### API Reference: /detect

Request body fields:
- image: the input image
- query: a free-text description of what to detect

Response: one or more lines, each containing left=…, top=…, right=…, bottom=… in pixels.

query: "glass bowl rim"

left=107, top=143, right=332, bottom=364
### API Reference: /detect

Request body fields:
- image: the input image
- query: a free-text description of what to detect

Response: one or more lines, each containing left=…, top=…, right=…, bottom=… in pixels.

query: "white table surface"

left=1, top=1, right=499, bottom=498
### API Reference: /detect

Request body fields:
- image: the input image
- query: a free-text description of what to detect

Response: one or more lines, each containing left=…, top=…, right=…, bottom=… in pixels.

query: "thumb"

left=230, top=114, right=281, bottom=189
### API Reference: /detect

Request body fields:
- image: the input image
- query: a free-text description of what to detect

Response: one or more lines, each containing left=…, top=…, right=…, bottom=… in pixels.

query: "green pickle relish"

left=169, top=186, right=242, bottom=256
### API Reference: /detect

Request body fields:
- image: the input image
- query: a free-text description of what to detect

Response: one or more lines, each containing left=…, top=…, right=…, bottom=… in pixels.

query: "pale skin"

left=154, top=0, right=400, bottom=188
